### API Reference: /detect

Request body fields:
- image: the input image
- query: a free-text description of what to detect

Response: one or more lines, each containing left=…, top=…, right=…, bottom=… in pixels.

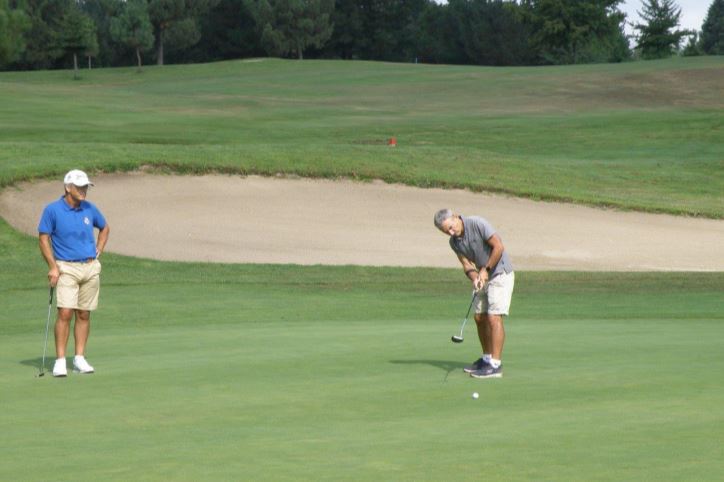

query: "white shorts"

left=475, top=271, right=515, bottom=316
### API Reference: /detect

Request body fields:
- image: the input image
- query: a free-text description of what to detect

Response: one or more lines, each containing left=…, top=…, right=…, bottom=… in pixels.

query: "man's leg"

left=486, top=313, right=505, bottom=360
left=74, top=310, right=91, bottom=356
left=470, top=314, right=505, bottom=378
left=55, top=308, right=74, bottom=358
left=475, top=313, right=492, bottom=355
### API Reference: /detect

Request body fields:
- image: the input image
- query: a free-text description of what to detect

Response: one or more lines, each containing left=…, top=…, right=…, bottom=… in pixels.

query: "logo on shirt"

left=84, top=216, right=90, bottom=225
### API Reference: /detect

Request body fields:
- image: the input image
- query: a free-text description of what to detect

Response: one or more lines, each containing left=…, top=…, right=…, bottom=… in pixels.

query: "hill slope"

left=1, top=57, right=722, bottom=217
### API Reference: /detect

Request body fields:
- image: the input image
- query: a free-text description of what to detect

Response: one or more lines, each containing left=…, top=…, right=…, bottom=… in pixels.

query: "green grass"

left=1, top=219, right=723, bottom=481
left=1, top=57, right=722, bottom=217
left=1, top=57, right=723, bottom=480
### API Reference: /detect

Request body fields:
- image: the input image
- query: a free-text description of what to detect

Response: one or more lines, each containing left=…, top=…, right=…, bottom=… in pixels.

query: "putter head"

left=36, top=372, right=45, bottom=378
left=451, top=335, right=464, bottom=343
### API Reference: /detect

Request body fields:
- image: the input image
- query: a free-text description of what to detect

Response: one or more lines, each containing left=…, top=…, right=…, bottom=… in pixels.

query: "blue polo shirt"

left=38, top=196, right=107, bottom=262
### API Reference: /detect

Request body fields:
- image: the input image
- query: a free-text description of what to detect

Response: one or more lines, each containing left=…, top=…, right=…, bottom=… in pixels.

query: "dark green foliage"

left=634, top=0, right=690, bottom=59
left=249, top=0, right=334, bottom=60
left=58, top=1, right=97, bottom=77
left=445, top=0, right=535, bottom=66
left=3, top=0, right=637, bottom=70
left=353, top=0, right=428, bottom=62
left=147, top=0, right=216, bottom=64
left=82, top=0, right=128, bottom=67
left=682, top=31, right=703, bottom=56
left=701, top=0, right=724, bottom=54
left=0, top=0, right=30, bottom=66
left=109, top=0, right=153, bottom=69
left=15, top=0, right=70, bottom=69
left=324, top=0, right=364, bottom=59
left=191, top=0, right=262, bottom=62
left=528, top=0, right=627, bottom=64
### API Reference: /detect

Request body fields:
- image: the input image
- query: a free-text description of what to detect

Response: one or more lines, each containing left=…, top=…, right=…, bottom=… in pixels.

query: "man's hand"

left=474, top=269, right=488, bottom=292
left=48, top=266, right=60, bottom=287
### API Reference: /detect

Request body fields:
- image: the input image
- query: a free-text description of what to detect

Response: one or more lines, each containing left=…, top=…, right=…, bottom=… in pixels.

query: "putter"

left=451, top=291, right=477, bottom=343
left=37, top=286, right=54, bottom=378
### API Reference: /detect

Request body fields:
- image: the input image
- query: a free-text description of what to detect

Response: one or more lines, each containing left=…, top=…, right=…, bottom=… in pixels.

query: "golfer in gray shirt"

left=434, top=209, right=515, bottom=378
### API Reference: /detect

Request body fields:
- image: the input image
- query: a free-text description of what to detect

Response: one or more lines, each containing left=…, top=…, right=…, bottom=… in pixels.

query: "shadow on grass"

left=389, top=359, right=464, bottom=383
left=20, top=357, right=49, bottom=371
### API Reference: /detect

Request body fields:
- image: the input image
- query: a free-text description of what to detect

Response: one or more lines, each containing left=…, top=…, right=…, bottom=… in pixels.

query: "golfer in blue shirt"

left=38, top=170, right=110, bottom=377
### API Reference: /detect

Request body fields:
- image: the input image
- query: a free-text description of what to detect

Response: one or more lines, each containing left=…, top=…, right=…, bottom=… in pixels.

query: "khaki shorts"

left=475, top=271, right=515, bottom=316
left=56, top=259, right=102, bottom=311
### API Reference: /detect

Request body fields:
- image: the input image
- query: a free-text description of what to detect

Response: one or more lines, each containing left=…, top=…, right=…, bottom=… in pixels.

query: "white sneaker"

left=53, top=358, right=67, bottom=377
left=73, top=356, right=95, bottom=374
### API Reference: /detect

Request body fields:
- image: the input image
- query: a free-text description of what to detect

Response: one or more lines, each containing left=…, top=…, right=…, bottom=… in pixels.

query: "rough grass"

left=1, top=57, right=722, bottom=217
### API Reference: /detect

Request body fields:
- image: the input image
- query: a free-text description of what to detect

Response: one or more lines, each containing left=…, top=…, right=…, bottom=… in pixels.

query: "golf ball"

left=472, top=392, right=479, bottom=399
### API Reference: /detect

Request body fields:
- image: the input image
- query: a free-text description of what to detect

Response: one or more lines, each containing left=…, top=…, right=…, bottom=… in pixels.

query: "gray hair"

left=433, top=208, right=454, bottom=229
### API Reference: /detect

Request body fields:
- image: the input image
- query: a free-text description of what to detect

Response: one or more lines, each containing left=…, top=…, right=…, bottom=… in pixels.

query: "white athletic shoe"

left=52, top=358, right=67, bottom=377
left=73, top=356, right=95, bottom=374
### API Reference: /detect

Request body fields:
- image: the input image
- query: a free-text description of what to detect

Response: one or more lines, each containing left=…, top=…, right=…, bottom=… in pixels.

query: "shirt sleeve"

left=92, top=205, right=107, bottom=230
left=38, top=206, right=54, bottom=234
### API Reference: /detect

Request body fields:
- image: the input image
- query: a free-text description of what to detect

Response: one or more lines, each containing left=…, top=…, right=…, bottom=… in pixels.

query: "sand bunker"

left=1, top=173, right=722, bottom=271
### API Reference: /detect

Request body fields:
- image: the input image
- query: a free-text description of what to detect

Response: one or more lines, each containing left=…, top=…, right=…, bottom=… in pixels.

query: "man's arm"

left=39, top=234, right=60, bottom=287
left=478, top=233, right=505, bottom=284
left=457, top=253, right=482, bottom=290
left=96, top=224, right=110, bottom=258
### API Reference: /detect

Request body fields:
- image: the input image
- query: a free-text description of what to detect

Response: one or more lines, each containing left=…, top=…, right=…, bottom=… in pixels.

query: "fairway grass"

left=1, top=55, right=723, bottom=479
left=1, top=56, right=722, bottom=217
left=1, top=221, right=723, bottom=481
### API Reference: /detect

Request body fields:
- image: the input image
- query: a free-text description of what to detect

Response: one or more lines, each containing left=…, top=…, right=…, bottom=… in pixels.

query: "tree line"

left=1, top=0, right=723, bottom=73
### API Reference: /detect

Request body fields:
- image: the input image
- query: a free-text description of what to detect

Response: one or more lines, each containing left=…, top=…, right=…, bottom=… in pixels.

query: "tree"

left=192, top=0, right=263, bottom=62
left=527, top=0, right=627, bottom=64
left=84, top=20, right=99, bottom=67
left=414, top=1, right=466, bottom=64
left=325, top=0, right=363, bottom=59
left=147, top=0, right=215, bottom=65
left=251, top=0, right=333, bottom=59
left=82, top=0, right=128, bottom=68
left=633, top=0, right=689, bottom=59
left=446, top=0, right=535, bottom=66
left=17, top=0, right=71, bottom=70
left=700, top=0, right=724, bottom=54
left=681, top=31, right=702, bottom=56
left=110, top=0, right=153, bottom=70
left=0, top=0, right=30, bottom=67
left=58, top=2, right=97, bottom=78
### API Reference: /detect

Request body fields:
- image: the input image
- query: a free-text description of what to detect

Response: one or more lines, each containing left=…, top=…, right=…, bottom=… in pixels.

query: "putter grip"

left=49, top=286, right=54, bottom=305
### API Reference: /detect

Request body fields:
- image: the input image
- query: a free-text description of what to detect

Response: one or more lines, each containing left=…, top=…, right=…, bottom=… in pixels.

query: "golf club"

left=37, top=286, right=54, bottom=378
left=451, top=291, right=477, bottom=343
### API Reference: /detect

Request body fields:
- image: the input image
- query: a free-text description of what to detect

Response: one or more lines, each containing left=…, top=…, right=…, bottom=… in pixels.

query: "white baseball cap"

left=63, top=169, right=94, bottom=187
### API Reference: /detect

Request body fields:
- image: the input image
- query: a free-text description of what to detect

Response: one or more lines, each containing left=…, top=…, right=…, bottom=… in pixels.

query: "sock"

left=490, top=358, right=501, bottom=368
left=482, top=354, right=491, bottom=363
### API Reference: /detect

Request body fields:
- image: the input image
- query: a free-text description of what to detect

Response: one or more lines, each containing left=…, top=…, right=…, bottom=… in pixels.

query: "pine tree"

left=251, top=0, right=334, bottom=60
left=110, top=0, right=154, bottom=71
left=59, top=3, right=97, bottom=78
left=634, top=0, right=689, bottom=59
left=701, top=0, right=724, bottom=54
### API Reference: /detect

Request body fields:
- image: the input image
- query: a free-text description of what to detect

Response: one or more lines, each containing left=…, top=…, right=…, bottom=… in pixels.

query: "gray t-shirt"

left=449, top=215, right=513, bottom=276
